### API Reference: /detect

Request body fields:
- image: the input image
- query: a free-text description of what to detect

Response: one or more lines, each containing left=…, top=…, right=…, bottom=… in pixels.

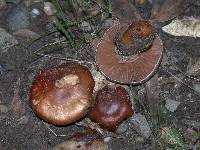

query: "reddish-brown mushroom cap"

left=121, top=21, right=154, bottom=48
left=96, top=22, right=163, bottom=84
left=30, top=63, right=95, bottom=125
left=89, top=85, right=133, bottom=130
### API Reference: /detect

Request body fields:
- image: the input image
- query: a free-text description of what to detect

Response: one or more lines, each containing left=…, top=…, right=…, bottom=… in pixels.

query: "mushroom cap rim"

left=95, top=22, right=163, bottom=85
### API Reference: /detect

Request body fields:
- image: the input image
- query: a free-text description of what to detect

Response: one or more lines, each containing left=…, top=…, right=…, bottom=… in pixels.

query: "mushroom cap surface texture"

left=120, top=21, right=154, bottom=48
left=89, top=85, right=133, bottom=130
left=30, top=63, right=95, bottom=125
left=96, top=22, right=163, bottom=84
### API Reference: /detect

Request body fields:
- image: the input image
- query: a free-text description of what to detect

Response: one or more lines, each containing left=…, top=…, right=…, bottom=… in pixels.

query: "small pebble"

left=31, top=8, right=40, bottom=17
left=104, top=18, right=114, bottom=29
left=44, top=2, right=56, bottom=16
left=0, top=104, right=9, bottom=113
left=165, top=99, right=180, bottom=112
left=0, top=0, right=6, bottom=10
left=116, top=120, right=129, bottom=134
left=13, top=29, right=40, bottom=39
left=104, top=136, right=111, bottom=143
left=7, top=6, right=30, bottom=32
left=194, top=84, right=200, bottom=94
left=135, top=0, right=146, bottom=5
left=0, top=63, right=7, bottom=76
left=0, top=27, right=18, bottom=52
left=135, top=136, right=144, bottom=143
left=81, top=21, right=92, bottom=32
left=130, top=113, right=151, bottom=138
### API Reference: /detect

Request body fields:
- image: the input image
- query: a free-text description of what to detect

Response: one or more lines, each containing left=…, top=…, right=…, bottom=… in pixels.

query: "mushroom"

left=30, top=63, right=95, bottom=125
left=51, top=131, right=106, bottom=150
left=89, top=85, right=133, bottom=130
left=96, top=21, right=163, bottom=84
left=114, top=21, right=156, bottom=56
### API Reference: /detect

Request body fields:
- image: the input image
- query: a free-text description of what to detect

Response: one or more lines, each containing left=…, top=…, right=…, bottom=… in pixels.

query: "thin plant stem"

left=51, top=0, right=76, bottom=47
left=33, top=41, right=95, bottom=66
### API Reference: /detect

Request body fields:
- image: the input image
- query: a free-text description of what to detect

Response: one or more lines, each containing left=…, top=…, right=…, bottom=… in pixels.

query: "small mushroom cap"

left=96, top=22, right=163, bottom=84
left=121, top=21, right=154, bottom=47
left=89, top=85, right=133, bottom=130
left=30, top=63, right=95, bottom=125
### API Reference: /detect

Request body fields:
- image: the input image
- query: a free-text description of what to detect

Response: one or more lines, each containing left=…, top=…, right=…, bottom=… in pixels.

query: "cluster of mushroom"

left=30, top=19, right=163, bottom=130
left=30, top=63, right=133, bottom=130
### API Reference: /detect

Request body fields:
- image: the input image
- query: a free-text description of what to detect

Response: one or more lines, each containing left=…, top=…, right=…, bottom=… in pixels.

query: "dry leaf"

left=162, top=17, right=200, bottom=37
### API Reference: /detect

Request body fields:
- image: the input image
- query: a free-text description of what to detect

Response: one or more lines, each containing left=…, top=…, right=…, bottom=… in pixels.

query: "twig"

left=25, top=30, right=57, bottom=48
left=171, top=66, right=199, bottom=81
left=75, top=118, right=124, bottom=139
left=34, top=41, right=96, bottom=66
left=42, top=121, right=66, bottom=137
left=165, top=69, right=200, bottom=97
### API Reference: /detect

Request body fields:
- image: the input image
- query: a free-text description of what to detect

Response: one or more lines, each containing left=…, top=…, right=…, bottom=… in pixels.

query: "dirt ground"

left=0, top=0, right=200, bottom=150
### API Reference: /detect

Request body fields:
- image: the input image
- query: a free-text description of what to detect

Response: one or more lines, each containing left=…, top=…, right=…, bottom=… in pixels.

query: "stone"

left=0, top=104, right=9, bottom=113
left=0, top=63, right=7, bottom=76
left=13, top=29, right=40, bottom=40
left=103, top=136, right=111, bottom=143
left=130, top=113, right=151, bottom=138
left=43, top=2, right=56, bottom=16
left=0, top=27, right=18, bottom=52
left=165, top=99, right=180, bottom=112
left=0, top=0, right=6, bottom=10
left=31, top=8, right=40, bottom=18
left=135, top=0, right=146, bottom=5
left=116, top=120, right=129, bottom=134
left=104, top=18, right=114, bottom=29
left=81, top=21, right=92, bottom=32
left=193, top=84, right=200, bottom=94
left=7, top=5, right=30, bottom=32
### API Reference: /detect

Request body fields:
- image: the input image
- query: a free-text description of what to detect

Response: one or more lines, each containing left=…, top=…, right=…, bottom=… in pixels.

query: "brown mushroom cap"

left=89, top=85, right=133, bottom=130
left=121, top=21, right=154, bottom=47
left=96, top=22, right=163, bottom=84
left=30, top=63, right=95, bottom=125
